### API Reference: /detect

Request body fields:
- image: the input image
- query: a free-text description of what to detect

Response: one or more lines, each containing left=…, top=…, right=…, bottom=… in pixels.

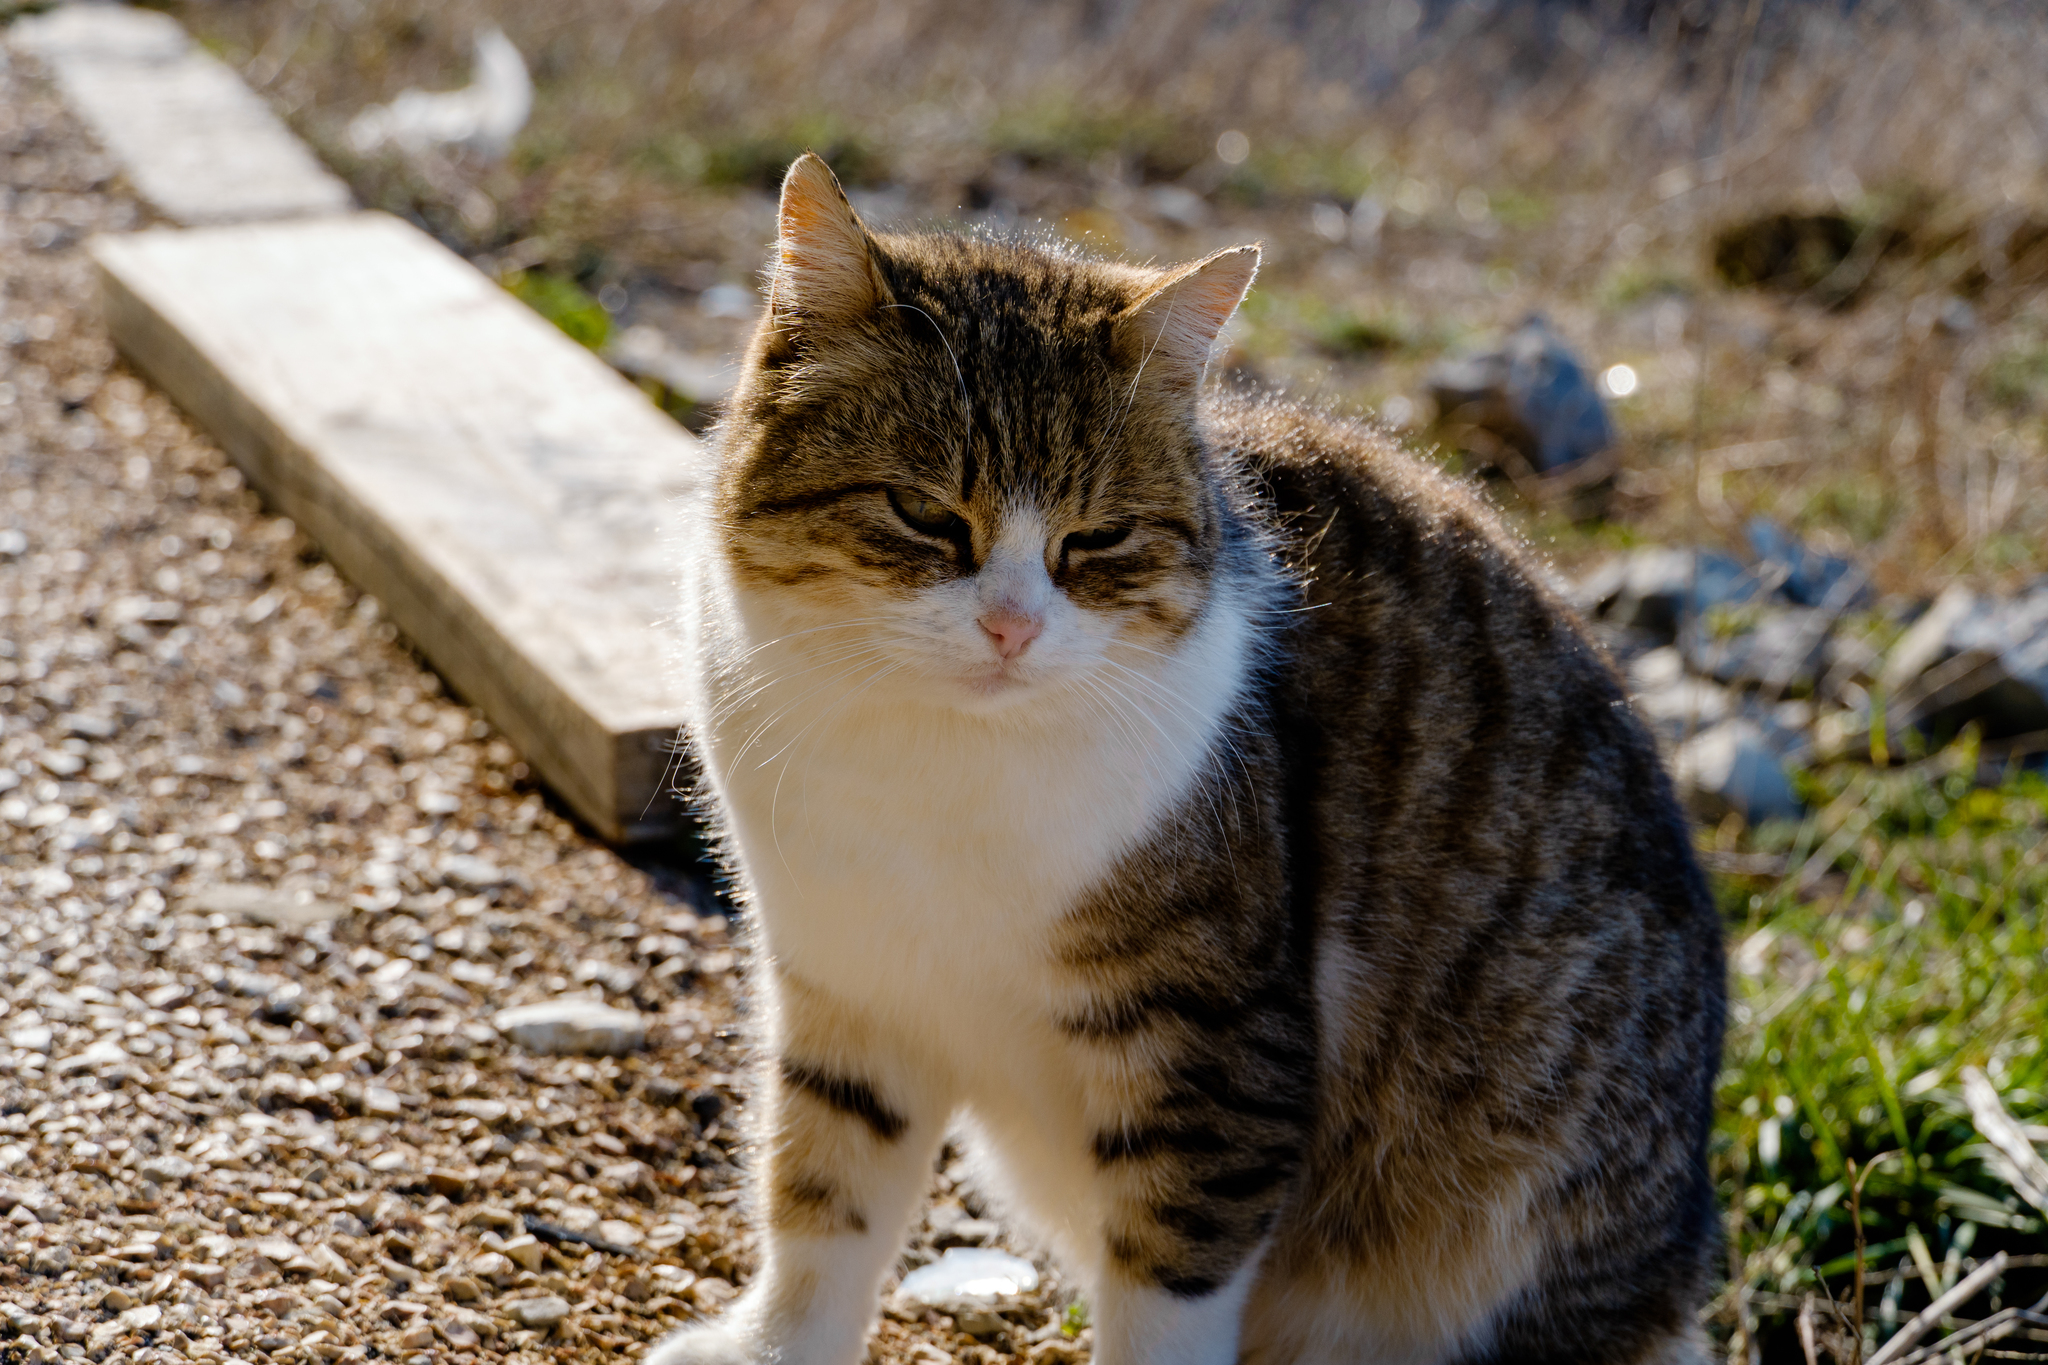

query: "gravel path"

left=0, top=45, right=1071, bottom=1365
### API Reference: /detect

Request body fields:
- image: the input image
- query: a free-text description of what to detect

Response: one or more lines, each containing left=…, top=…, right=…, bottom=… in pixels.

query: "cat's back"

left=1206, top=392, right=1726, bottom=1360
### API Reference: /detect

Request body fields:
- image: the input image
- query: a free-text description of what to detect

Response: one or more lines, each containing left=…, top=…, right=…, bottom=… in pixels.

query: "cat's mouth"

left=957, top=659, right=1039, bottom=702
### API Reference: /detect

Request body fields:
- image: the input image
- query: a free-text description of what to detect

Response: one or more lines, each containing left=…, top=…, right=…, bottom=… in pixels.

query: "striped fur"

left=650, top=156, right=1724, bottom=1365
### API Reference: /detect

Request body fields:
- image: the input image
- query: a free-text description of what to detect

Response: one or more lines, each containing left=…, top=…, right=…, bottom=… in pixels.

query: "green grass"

left=1714, top=740, right=2048, bottom=1350
left=503, top=269, right=612, bottom=350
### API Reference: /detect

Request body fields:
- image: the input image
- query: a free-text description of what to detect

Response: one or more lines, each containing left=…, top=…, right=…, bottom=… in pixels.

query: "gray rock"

left=1746, top=518, right=1872, bottom=611
left=1879, top=583, right=2048, bottom=743
left=1674, top=719, right=1803, bottom=825
left=505, top=1295, right=571, bottom=1329
left=492, top=997, right=647, bottom=1056
left=1685, top=607, right=1834, bottom=692
left=1428, top=315, right=1614, bottom=475
left=1581, top=547, right=1763, bottom=645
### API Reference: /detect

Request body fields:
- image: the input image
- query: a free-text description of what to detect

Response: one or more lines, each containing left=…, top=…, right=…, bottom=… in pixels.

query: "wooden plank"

left=11, top=6, right=352, bottom=226
left=92, top=214, right=705, bottom=842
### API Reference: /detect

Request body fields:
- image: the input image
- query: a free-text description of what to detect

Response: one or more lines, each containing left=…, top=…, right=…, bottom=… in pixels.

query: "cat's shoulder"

left=1201, top=388, right=1546, bottom=584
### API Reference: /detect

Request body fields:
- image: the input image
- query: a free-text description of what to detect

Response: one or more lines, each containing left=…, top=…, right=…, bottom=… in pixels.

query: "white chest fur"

left=679, top=546, right=1258, bottom=1058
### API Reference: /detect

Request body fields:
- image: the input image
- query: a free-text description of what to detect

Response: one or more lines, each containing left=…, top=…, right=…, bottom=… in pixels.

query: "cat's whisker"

left=710, top=637, right=903, bottom=726
left=727, top=647, right=897, bottom=770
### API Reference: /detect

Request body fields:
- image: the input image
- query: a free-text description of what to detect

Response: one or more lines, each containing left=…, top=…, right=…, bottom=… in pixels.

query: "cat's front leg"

left=1066, top=1020, right=1309, bottom=1365
left=645, top=974, right=947, bottom=1365
left=1091, top=1257, right=1270, bottom=1365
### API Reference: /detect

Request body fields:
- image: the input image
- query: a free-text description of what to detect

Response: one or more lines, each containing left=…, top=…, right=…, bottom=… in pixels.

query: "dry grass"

left=170, top=0, right=2048, bottom=592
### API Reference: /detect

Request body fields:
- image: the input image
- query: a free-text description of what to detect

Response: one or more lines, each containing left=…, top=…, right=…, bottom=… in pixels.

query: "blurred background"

left=61, top=0, right=2048, bottom=1358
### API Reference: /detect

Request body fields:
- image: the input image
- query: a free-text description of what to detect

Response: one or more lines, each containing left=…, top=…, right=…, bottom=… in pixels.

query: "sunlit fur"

left=652, top=156, right=1724, bottom=1365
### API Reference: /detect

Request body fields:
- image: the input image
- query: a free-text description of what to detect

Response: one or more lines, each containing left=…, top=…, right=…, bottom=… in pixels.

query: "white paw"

left=642, top=1321, right=756, bottom=1365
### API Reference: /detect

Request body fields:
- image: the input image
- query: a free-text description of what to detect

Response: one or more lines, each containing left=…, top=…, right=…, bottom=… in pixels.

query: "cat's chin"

left=947, top=666, right=1053, bottom=714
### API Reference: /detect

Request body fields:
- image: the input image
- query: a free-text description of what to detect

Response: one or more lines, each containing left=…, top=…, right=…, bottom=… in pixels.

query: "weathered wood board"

left=11, top=6, right=353, bottom=226
left=93, top=214, right=706, bottom=842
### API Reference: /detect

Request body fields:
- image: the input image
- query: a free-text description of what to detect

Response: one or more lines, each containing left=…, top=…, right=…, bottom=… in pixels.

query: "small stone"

left=1581, top=547, right=1762, bottom=645
left=141, top=1155, right=194, bottom=1184
left=498, top=1233, right=545, bottom=1271
left=955, top=1307, right=1009, bottom=1338
left=1675, top=719, right=1803, bottom=826
left=179, top=884, right=348, bottom=928
left=1684, top=607, right=1835, bottom=692
left=53, top=1037, right=131, bottom=1074
left=463, top=1204, right=520, bottom=1229
left=441, top=1323, right=480, bottom=1350
left=438, top=854, right=510, bottom=892
left=6, top=1025, right=52, bottom=1054
left=440, top=1275, right=482, bottom=1302
left=688, top=1278, right=736, bottom=1309
left=595, top=1218, right=644, bottom=1247
left=1427, top=314, right=1614, bottom=476
left=894, top=1248, right=1040, bottom=1308
left=257, top=1334, right=293, bottom=1352
left=468, top=1252, right=515, bottom=1286
left=1745, top=517, right=1870, bottom=612
left=180, top=1263, right=226, bottom=1290
left=99, top=1288, right=136, bottom=1311
left=28, top=1244, right=70, bottom=1274
left=118, top=1305, right=164, bottom=1333
left=426, top=1167, right=472, bottom=1199
left=399, top=1325, right=435, bottom=1350
left=492, top=997, right=646, bottom=1056
left=362, top=1086, right=406, bottom=1119
left=451, top=1099, right=509, bottom=1126
left=504, top=1296, right=570, bottom=1330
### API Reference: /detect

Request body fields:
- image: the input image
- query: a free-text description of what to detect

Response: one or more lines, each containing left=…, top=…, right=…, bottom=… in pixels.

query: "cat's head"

left=711, top=153, right=1260, bottom=714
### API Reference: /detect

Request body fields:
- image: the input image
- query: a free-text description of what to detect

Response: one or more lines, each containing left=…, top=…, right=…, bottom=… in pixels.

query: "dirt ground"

left=0, top=48, right=1072, bottom=1365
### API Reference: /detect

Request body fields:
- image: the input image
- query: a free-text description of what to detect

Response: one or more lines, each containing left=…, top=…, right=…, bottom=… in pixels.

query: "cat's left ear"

left=1114, top=244, right=1261, bottom=390
left=770, top=153, right=892, bottom=326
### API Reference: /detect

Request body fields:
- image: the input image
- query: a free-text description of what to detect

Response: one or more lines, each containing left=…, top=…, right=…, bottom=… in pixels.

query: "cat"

left=651, top=153, right=1726, bottom=1365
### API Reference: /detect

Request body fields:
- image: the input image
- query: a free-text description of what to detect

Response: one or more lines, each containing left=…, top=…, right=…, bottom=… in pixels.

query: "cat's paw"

left=642, top=1321, right=756, bottom=1365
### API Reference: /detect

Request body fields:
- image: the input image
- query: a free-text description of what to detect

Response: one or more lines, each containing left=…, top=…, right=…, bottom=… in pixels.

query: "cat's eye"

left=1063, top=524, right=1131, bottom=554
left=888, top=488, right=965, bottom=538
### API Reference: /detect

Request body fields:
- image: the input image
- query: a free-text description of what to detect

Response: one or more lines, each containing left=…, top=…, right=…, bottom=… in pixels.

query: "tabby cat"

left=652, top=154, right=1725, bottom=1365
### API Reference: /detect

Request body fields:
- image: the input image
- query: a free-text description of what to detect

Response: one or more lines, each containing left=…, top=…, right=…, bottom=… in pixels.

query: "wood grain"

left=11, top=6, right=352, bottom=226
left=92, top=214, right=706, bottom=842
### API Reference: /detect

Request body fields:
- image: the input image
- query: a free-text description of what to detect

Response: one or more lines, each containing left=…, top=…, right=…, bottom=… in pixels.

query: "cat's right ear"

left=768, top=153, right=891, bottom=328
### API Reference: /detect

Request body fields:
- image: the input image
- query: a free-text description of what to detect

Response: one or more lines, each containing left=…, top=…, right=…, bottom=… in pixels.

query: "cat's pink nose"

left=979, top=610, right=1043, bottom=661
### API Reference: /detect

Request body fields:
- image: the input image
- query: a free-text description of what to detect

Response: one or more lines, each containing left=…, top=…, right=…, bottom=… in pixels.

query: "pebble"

left=492, top=998, right=647, bottom=1056
left=362, top=1086, right=407, bottom=1119
left=1675, top=719, right=1803, bottom=825
left=504, top=1296, right=571, bottom=1329
left=499, top=1233, right=546, bottom=1271
left=895, top=1248, right=1040, bottom=1308
left=1427, top=315, right=1614, bottom=475
left=141, top=1156, right=195, bottom=1184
